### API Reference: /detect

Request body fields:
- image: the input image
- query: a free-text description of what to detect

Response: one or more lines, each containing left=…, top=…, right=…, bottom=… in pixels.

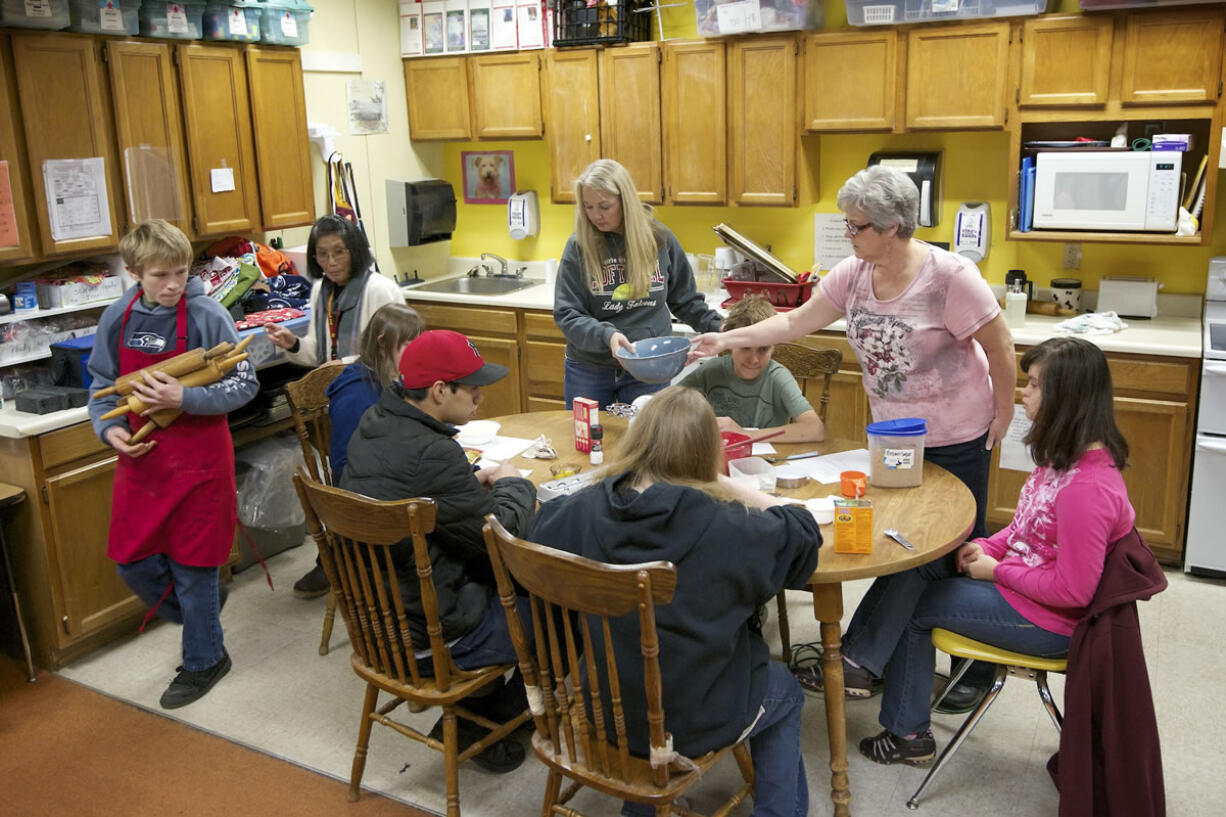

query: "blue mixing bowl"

left=615, top=336, right=691, bottom=384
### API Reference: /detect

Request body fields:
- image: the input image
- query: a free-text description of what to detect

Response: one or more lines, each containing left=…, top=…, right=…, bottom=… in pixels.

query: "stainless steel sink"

left=407, top=276, right=545, bottom=296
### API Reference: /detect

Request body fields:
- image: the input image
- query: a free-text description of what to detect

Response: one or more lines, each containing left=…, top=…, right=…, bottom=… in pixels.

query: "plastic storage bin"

left=139, top=1, right=205, bottom=38
left=847, top=0, right=1046, bottom=26
left=552, top=0, right=649, bottom=47
left=258, top=0, right=311, bottom=45
left=0, top=0, right=70, bottom=29
left=202, top=0, right=260, bottom=41
left=722, top=277, right=815, bottom=309
left=866, top=417, right=927, bottom=488
left=695, top=0, right=823, bottom=37
left=68, top=0, right=141, bottom=34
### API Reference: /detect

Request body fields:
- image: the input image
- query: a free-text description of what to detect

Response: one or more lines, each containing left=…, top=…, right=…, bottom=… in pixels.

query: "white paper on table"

left=751, top=442, right=778, bottom=455
left=789, top=448, right=871, bottom=484
left=43, top=158, right=111, bottom=242
left=814, top=212, right=854, bottom=270
left=467, top=435, right=536, bottom=463
left=1000, top=404, right=1036, bottom=473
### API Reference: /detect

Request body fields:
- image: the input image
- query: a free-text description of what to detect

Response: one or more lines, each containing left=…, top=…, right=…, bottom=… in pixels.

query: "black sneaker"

left=933, top=680, right=990, bottom=715
left=859, top=729, right=936, bottom=766
left=795, top=657, right=883, bottom=699
left=293, top=563, right=330, bottom=599
left=160, top=650, right=232, bottom=709
left=427, top=715, right=526, bottom=774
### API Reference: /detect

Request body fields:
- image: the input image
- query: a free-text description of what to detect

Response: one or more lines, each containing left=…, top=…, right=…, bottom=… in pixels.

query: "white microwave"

left=1032, top=151, right=1182, bottom=232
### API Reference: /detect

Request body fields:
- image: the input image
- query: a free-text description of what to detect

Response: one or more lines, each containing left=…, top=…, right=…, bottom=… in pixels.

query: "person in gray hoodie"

left=527, top=386, right=820, bottom=817
left=554, top=159, right=722, bottom=409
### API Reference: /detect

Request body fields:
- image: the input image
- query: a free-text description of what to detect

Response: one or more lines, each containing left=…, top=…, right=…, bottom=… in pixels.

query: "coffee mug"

left=1050, top=278, right=1082, bottom=312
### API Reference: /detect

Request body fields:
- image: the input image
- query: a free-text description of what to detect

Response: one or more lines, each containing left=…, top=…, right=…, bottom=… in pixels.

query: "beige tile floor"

left=58, top=540, right=1225, bottom=816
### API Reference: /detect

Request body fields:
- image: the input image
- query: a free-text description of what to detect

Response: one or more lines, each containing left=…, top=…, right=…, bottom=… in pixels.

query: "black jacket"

left=1048, top=527, right=1167, bottom=817
left=527, top=474, right=820, bottom=756
left=341, top=386, right=536, bottom=646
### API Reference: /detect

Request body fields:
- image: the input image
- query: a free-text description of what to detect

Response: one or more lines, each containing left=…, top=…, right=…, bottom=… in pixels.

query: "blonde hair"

left=603, top=386, right=736, bottom=502
left=721, top=295, right=776, bottom=332
left=119, top=219, right=193, bottom=274
left=573, top=159, right=659, bottom=298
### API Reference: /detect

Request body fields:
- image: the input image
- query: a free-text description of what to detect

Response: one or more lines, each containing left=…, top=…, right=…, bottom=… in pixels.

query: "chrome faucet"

left=480, top=252, right=516, bottom=278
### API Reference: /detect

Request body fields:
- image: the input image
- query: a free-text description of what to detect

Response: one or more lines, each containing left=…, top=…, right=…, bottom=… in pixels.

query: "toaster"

left=1096, top=276, right=1161, bottom=319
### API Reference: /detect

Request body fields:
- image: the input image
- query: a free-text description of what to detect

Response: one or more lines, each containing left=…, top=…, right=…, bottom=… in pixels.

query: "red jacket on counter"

left=1048, top=527, right=1167, bottom=817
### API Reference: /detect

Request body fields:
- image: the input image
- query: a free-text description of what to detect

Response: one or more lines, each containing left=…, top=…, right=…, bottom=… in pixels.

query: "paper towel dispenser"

left=387, top=179, right=456, bottom=246
left=867, top=152, right=941, bottom=228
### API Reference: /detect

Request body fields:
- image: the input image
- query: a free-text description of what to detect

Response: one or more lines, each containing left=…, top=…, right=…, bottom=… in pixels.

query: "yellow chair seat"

left=931, top=628, right=1067, bottom=673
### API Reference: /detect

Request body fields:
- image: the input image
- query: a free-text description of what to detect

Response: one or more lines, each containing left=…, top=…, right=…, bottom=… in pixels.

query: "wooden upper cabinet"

left=906, top=22, right=1010, bottom=129
left=1018, top=16, right=1113, bottom=108
left=1120, top=9, right=1225, bottom=105
left=11, top=33, right=121, bottom=257
left=105, top=40, right=193, bottom=237
left=803, top=30, right=897, bottom=131
left=404, top=56, right=472, bottom=141
left=729, top=35, right=798, bottom=206
left=0, top=38, right=38, bottom=264
left=246, top=47, right=314, bottom=230
left=599, top=43, right=662, bottom=203
left=543, top=48, right=600, bottom=203
left=662, top=40, right=725, bottom=205
left=470, top=52, right=542, bottom=138
left=176, top=44, right=260, bottom=237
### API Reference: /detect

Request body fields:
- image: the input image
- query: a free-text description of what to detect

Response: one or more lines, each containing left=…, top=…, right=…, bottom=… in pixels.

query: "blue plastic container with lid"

left=139, top=1, right=206, bottom=38
left=202, top=0, right=260, bottom=41
left=68, top=0, right=142, bottom=34
left=258, top=0, right=311, bottom=46
left=0, top=0, right=70, bottom=29
left=866, top=417, right=928, bottom=488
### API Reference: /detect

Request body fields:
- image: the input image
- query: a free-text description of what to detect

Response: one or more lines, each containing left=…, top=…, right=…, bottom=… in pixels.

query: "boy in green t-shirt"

left=680, top=295, right=824, bottom=443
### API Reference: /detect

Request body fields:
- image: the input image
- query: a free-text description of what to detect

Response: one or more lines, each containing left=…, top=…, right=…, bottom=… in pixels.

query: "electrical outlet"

left=1063, top=243, right=1082, bottom=270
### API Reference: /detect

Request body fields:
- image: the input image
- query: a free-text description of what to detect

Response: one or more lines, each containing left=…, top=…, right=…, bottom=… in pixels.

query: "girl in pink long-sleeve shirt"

left=837, top=336, right=1135, bottom=766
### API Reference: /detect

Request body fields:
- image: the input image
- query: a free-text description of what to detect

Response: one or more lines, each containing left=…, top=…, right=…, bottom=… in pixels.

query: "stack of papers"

left=781, top=449, right=871, bottom=485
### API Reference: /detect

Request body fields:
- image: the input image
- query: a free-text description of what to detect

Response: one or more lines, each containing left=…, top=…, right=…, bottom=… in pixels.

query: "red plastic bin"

left=722, top=277, right=815, bottom=309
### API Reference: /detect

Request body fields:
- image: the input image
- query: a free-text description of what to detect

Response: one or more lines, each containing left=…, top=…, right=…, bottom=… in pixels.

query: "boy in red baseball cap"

left=340, top=329, right=535, bottom=772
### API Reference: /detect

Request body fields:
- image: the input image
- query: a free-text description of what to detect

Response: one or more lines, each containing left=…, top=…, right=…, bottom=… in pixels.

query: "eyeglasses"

left=315, top=248, right=351, bottom=263
left=843, top=218, right=874, bottom=236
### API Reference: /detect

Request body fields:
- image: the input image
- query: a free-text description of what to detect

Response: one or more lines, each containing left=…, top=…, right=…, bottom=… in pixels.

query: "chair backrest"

left=293, top=467, right=461, bottom=690
left=285, top=360, right=347, bottom=485
left=772, top=342, right=842, bottom=423
left=483, top=514, right=681, bottom=788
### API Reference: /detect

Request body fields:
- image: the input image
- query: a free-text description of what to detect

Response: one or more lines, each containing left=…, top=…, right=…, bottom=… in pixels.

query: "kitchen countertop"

left=4, top=278, right=1202, bottom=438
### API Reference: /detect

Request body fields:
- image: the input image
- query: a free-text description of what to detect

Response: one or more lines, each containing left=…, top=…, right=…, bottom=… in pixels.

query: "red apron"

left=107, top=290, right=236, bottom=568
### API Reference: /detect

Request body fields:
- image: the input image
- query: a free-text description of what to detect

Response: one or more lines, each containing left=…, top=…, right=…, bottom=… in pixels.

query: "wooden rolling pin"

left=99, top=346, right=251, bottom=423
left=92, top=337, right=251, bottom=399
left=119, top=345, right=253, bottom=445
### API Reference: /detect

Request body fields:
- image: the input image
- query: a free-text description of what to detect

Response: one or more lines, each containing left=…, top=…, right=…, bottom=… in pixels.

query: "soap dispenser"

left=1005, top=278, right=1028, bottom=328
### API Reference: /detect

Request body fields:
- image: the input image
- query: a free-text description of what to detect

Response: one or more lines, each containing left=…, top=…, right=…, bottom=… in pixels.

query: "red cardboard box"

left=573, top=397, right=598, bottom=453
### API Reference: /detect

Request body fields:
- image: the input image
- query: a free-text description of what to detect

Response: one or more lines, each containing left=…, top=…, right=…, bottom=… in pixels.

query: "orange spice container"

left=833, top=470, right=873, bottom=554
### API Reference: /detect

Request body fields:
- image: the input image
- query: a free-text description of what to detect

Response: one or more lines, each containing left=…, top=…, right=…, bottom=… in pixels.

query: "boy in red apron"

left=87, top=220, right=259, bottom=709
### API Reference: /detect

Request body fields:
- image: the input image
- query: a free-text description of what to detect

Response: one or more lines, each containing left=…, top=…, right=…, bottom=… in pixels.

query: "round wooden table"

left=486, top=411, right=975, bottom=817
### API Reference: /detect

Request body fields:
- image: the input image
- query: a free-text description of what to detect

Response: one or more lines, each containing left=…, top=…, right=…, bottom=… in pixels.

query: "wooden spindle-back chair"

left=293, top=470, right=528, bottom=817
left=770, top=341, right=842, bottom=662
left=284, top=360, right=346, bottom=655
left=483, top=515, right=755, bottom=817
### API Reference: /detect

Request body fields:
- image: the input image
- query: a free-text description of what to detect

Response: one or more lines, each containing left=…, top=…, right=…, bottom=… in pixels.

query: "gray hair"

left=836, top=165, right=920, bottom=239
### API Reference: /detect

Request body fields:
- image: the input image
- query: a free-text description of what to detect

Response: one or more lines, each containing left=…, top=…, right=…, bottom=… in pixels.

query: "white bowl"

left=456, top=420, right=500, bottom=446
left=805, top=496, right=836, bottom=526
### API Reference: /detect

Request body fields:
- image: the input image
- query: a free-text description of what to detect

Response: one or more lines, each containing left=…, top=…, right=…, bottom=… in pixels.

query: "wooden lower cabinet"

left=523, top=310, right=567, bottom=411
left=986, top=348, right=1196, bottom=565
left=405, top=301, right=523, bottom=418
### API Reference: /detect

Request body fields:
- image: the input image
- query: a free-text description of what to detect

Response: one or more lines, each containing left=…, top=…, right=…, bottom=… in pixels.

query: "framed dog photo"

left=462, top=150, right=515, bottom=204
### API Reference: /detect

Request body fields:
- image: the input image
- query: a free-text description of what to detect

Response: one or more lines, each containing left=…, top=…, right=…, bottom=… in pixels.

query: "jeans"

left=925, top=430, right=991, bottom=540
left=623, top=661, right=808, bottom=817
left=842, top=557, right=1068, bottom=737
left=117, top=555, right=224, bottom=672
left=449, top=593, right=533, bottom=671
left=564, top=357, right=668, bottom=410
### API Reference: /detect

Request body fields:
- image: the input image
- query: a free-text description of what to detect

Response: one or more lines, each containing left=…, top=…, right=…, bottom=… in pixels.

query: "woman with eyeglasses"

left=689, top=165, right=1015, bottom=705
left=264, top=214, right=404, bottom=366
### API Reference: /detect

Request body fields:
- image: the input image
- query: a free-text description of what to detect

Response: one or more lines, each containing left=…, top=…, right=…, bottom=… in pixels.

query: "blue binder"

left=1019, top=156, right=1035, bottom=233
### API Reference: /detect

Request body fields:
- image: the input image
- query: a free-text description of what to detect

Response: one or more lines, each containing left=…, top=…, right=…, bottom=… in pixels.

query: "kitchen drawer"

left=523, top=310, right=564, bottom=340
left=39, top=421, right=109, bottom=470
left=406, top=302, right=518, bottom=336
left=1011, top=349, right=1194, bottom=398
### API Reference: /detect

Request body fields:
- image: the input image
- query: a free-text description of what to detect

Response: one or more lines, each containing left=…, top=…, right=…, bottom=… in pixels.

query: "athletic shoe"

left=292, top=563, right=330, bottom=599
left=795, top=657, right=882, bottom=699
left=160, top=650, right=232, bottom=709
left=859, top=729, right=936, bottom=766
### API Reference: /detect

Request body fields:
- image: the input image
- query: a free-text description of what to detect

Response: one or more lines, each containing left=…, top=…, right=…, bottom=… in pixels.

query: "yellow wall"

left=439, top=0, right=1226, bottom=295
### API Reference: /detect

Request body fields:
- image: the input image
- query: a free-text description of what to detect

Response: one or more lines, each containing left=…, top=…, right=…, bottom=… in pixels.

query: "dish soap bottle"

left=1005, top=279, right=1028, bottom=329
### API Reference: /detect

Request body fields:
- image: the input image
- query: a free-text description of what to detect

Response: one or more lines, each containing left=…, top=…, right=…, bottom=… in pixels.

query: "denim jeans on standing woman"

left=117, top=554, right=225, bottom=672
left=622, top=660, right=809, bottom=817
left=564, top=357, right=668, bottom=410
left=925, top=430, right=991, bottom=541
left=841, top=555, right=1069, bottom=737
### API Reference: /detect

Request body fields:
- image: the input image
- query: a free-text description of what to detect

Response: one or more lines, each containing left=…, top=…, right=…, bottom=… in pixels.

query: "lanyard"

left=326, top=288, right=341, bottom=360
